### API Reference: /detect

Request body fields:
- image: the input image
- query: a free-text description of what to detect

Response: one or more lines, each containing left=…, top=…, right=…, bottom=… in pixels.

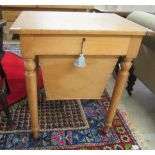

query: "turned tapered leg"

left=24, top=58, right=39, bottom=139
left=104, top=57, right=132, bottom=134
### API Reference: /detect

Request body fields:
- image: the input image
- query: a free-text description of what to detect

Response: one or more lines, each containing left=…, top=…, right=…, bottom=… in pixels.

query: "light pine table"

left=10, top=11, right=152, bottom=138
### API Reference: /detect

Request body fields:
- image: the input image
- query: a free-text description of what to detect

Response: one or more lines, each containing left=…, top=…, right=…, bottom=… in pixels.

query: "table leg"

left=103, top=57, right=132, bottom=134
left=24, top=57, right=39, bottom=139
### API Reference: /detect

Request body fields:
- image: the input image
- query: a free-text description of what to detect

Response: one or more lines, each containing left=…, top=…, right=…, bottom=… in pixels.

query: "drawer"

left=39, top=55, right=118, bottom=100
left=21, top=35, right=131, bottom=57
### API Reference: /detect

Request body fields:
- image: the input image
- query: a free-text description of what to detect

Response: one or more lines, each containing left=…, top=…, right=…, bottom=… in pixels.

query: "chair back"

left=127, top=11, right=155, bottom=50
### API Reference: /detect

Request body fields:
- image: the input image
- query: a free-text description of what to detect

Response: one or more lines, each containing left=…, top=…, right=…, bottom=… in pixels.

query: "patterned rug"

left=0, top=44, right=140, bottom=150
left=0, top=90, right=89, bottom=132
left=0, top=92, right=140, bottom=150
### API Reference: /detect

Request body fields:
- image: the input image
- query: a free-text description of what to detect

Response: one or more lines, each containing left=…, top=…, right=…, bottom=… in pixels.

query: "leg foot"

left=103, top=124, right=111, bottom=135
left=33, top=129, right=39, bottom=139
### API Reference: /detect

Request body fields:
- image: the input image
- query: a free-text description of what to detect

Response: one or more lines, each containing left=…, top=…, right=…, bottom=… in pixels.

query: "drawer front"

left=39, top=55, right=118, bottom=100
left=21, top=35, right=130, bottom=57
left=84, top=36, right=130, bottom=55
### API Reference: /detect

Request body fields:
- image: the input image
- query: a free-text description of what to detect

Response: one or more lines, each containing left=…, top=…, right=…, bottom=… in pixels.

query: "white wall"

left=95, top=5, right=155, bottom=12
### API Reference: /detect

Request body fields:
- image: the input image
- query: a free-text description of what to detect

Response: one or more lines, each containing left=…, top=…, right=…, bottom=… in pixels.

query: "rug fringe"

left=118, top=103, right=148, bottom=150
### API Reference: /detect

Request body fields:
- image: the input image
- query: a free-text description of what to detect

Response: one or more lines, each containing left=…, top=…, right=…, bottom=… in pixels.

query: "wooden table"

left=10, top=11, right=151, bottom=139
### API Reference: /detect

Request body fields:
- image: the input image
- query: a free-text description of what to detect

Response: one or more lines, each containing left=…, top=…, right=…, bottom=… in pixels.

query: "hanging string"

left=74, top=38, right=86, bottom=68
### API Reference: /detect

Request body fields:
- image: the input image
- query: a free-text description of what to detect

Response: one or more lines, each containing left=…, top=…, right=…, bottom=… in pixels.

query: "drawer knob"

left=74, top=38, right=86, bottom=68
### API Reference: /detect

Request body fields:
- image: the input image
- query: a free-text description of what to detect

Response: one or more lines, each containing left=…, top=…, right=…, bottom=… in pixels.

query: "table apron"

left=20, top=35, right=131, bottom=57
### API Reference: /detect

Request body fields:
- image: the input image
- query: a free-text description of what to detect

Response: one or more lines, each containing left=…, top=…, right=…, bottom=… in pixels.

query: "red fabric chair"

left=0, top=6, right=44, bottom=126
left=0, top=52, right=44, bottom=110
left=0, top=52, right=44, bottom=128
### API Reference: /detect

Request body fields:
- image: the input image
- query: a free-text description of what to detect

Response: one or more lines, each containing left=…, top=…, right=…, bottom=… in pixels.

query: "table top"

left=10, top=11, right=152, bottom=36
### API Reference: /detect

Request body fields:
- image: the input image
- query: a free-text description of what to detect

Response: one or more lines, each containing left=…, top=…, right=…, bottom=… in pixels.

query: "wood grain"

left=2, top=10, right=22, bottom=22
left=15, top=12, right=148, bottom=138
left=20, top=35, right=130, bottom=57
left=39, top=56, right=118, bottom=100
left=24, top=57, right=39, bottom=139
left=126, top=36, right=143, bottom=58
left=10, top=11, right=152, bottom=35
left=104, top=58, right=132, bottom=134
left=103, top=33, right=143, bottom=134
